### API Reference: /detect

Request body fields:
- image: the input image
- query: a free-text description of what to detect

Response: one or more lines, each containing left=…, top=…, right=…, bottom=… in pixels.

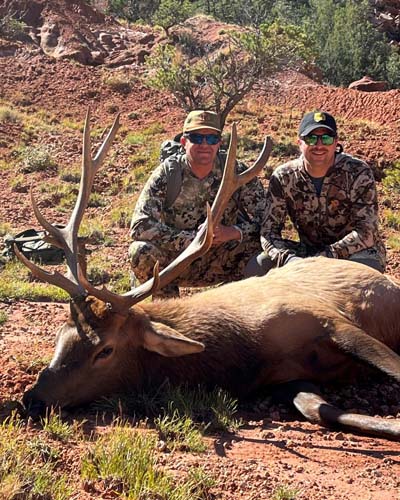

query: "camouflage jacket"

left=260, top=153, right=386, bottom=264
left=130, top=152, right=266, bottom=252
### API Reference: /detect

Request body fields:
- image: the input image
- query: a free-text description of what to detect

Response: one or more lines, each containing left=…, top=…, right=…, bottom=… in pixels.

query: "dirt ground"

left=1, top=2, right=400, bottom=499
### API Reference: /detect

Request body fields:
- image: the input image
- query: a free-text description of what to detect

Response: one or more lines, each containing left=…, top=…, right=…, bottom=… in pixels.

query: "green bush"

left=0, top=105, right=21, bottom=123
left=20, top=145, right=57, bottom=173
left=0, top=13, right=26, bottom=39
left=382, top=162, right=400, bottom=192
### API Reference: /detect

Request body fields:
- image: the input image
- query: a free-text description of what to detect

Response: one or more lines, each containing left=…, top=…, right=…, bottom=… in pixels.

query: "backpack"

left=1, top=228, right=65, bottom=264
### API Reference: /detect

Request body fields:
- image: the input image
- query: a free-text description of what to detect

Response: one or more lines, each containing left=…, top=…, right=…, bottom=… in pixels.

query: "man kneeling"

left=129, top=110, right=266, bottom=298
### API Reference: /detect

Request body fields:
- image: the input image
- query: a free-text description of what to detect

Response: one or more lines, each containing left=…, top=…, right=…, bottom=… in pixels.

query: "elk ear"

left=143, top=321, right=205, bottom=357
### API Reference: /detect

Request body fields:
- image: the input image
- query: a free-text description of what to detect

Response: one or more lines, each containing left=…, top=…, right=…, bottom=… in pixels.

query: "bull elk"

left=17, top=111, right=400, bottom=441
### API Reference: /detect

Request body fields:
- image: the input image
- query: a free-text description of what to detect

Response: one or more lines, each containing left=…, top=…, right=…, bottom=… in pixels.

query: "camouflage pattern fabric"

left=129, top=238, right=262, bottom=298
left=129, top=152, right=266, bottom=293
left=260, top=153, right=386, bottom=269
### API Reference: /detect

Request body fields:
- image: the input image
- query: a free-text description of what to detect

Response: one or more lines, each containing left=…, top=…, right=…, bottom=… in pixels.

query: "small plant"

left=382, top=162, right=400, bottom=193
left=0, top=309, right=7, bottom=325
left=0, top=12, right=27, bottom=39
left=81, top=420, right=211, bottom=499
left=109, top=271, right=131, bottom=294
left=273, top=484, right=299, bottom=500
left=383, top=209, right=400, bottom=230
left=0, top=413, right=72, bottom=500
left=88, top=192, right=107, bottom=208
left=81, top=422, right=167, bottom=494
left=79, top=219, right=112, bottom=245
left=387, top=234, right=400, bottom=251
left=0, top=221, right=12, bottom=236
left=41, top=411, right=79, bottom=442
left=103, top=73, right=133, bottom=95
left=125, top=131, right=146, bottom=145
left=60, top=118, right=83, bottom=131
left=87, top=264, right=111, bottom=286
left=272, top=141, right=299, bottom=158
left=20, top=145, right=57, bottom=173
left=155, top=405, right=207, bottom=452
left=10, top=173, right=26, bottom=192
left=0, top=105, right=22, bottom=123
left=59, top=165, right=81, bottom=183
left=110, top=197, right=136, bottom=228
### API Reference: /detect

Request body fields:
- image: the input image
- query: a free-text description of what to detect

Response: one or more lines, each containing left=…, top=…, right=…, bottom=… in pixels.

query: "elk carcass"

left=17, top=112, right=400, bottom=440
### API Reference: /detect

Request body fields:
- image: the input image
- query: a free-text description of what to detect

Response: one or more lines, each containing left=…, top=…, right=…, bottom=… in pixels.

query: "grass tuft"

left=0, top=260, right=68, bottom=301
left=155, top=405, right=207, bottom=452
left=81, top=420, right=214, bottom=499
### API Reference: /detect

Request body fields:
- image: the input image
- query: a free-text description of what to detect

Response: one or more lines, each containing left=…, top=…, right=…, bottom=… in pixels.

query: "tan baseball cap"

left=183, top=110, right=222, bottom=133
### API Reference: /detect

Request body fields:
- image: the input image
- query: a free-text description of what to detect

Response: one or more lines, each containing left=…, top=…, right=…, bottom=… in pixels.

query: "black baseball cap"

left=299, top=111, right=337, bottom=137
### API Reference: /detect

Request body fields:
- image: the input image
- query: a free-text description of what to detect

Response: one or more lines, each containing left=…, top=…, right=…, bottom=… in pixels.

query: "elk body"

left=18, top=112, right=400, bottom=440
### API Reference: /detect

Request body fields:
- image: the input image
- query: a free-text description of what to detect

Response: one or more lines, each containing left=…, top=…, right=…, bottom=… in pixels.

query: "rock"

left=348, top=75, right=388, bottom=92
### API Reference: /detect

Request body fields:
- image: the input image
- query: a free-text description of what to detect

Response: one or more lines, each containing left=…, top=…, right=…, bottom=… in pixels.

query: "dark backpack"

left=1, top=228, right=65, bottom=264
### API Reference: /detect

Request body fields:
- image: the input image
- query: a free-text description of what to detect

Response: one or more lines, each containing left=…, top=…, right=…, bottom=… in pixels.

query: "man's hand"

left=198, top=222, right=242, bottom=246
left=212, top=224, right=242, bottom=246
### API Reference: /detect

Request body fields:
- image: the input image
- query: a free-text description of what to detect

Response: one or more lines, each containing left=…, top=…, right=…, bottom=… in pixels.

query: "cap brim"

left=300, top=125, right=336, bottom=136
left=183, top=125, right=222, bottom=133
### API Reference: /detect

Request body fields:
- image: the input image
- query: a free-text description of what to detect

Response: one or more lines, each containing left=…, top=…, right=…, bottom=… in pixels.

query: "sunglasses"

left=184, top=133, right=221, bottom=145
left=302, top=133, right=336, bottom=146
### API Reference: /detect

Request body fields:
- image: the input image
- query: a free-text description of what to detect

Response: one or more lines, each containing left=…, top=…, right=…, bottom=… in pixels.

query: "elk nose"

left=22, top=389, right=47, bottom=418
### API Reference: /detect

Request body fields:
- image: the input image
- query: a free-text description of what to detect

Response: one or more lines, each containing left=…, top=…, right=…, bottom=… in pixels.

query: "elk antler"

left=82, top=124, right=272, bottom=314
left=14, top=109, right=120, bottom=297
left=212, top=123, right=272, bottom=224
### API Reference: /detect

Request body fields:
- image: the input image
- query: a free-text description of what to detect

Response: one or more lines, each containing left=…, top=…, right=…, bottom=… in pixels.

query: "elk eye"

left=94, top=346, right=114, bottom=362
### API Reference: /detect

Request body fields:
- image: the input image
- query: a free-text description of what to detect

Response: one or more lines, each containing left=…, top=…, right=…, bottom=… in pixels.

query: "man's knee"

left=243, top=251, right=275, bottom=278
left=348, top=249, right=385, bottom=273
left=129, top=241, right=160, bottom=281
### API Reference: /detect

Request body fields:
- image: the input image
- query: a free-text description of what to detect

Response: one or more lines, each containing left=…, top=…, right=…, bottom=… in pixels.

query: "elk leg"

left=330, top=320, right=400, bottom=382
left=280, top=380, right=400, bottom=440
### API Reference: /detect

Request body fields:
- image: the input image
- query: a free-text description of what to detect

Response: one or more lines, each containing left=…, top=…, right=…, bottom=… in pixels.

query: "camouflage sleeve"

left=260, top=173, right=292, bottom=259
left=328, top=167, right=380, bottom=258
left=235, top=169, right=267, bottom=240
left=130, top=164, right=195, bottom=251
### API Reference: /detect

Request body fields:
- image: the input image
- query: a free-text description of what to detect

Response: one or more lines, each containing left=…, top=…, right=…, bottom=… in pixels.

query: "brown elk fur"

left=23, top=257, right=400, bottom=440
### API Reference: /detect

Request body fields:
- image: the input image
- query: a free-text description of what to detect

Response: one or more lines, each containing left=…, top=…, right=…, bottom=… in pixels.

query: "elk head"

left=17, top=110, right=272, bottom=414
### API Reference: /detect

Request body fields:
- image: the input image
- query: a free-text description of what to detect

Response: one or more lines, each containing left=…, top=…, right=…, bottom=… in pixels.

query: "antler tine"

left=19, top=110, right=120, bottom=297
left=64, top=109, right=120, bottom=285
left=13, top=243, right=81, bottom=296
left=79, top=262, right=161, bottom=315
left=211, top=123, right=272, bottom=225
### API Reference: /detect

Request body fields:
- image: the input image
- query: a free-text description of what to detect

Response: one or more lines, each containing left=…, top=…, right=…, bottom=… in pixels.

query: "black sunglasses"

left=184, top=133, right=221, bottom=145
left=302, top=133, right=336, bottom=146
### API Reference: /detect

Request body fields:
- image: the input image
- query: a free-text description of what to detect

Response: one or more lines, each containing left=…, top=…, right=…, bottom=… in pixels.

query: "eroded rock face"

left=0, top=0, right=160, bottom=67
left=349, top=76, right=389, bottom=92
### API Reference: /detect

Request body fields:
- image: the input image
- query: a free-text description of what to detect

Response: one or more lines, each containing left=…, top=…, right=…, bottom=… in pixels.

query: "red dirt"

left=0, top=2, right=400, bottom=499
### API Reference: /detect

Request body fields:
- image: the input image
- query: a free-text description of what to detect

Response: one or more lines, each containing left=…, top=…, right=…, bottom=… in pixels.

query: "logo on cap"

left=314, top=112, right=326, bottom=122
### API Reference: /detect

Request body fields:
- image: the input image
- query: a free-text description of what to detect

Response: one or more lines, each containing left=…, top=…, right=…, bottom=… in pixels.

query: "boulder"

left=348, top=76, right=388, bottom=92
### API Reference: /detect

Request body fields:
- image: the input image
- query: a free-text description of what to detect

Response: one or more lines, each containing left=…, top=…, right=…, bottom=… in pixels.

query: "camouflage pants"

left=129, top=238, right=262, bottom=298
left=245, top=239, right=385, bottom=278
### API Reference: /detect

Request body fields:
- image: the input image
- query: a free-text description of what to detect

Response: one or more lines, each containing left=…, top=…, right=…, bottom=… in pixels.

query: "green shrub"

left=382, top=162, right=400, bottom=192
left=0, top=13, right=26, bottom=39
left=103, top=74, right=133, bottom=94
left=20, top=145, right=57, bottom=173
left=0, top=105, right=21, bottom=123
left=0, top=310, right=7, bottom=325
